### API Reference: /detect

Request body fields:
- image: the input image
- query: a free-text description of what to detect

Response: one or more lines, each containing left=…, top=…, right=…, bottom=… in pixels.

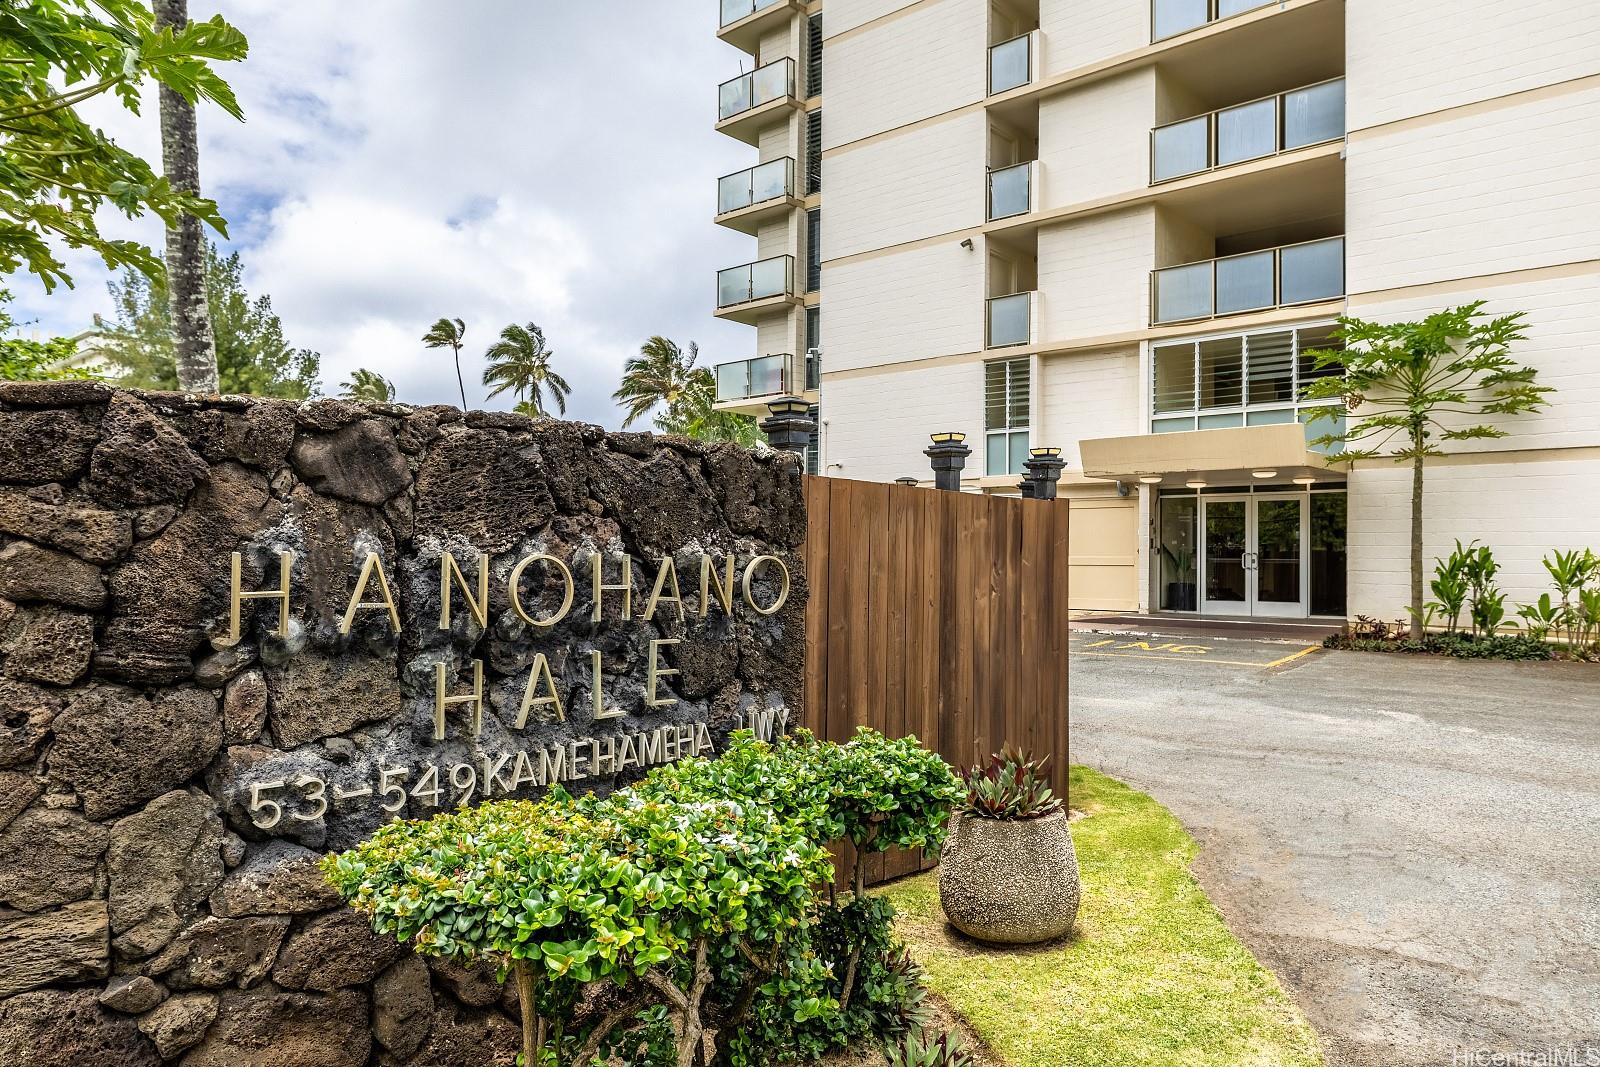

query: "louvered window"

left=984, top=358, right=1030, bottom=475
left=805, top=110, right=822, bottom=194
left=806, top=404, right=820, bottom=474
left=804, top=306, right=820, bottom=389
left=806, top=209, right=821, bottom=292
left=806, top=15, right=823, bottom=96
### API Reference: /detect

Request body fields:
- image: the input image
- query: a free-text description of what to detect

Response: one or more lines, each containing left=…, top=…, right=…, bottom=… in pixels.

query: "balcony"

left=716, top=157, right=798, bottom=233
left=988, top=161, right=1035, bottom=221
left=1152, top=0, right=1274, bottom=41
left=988, top=31, right=1036, bottom=96
left=717, top=58, right=800, bottom=144
left=1151, top=77, right=1345, bottom=184
left=714, top=255, right=799, bottom=323
left=713, top=350, right=820, bottom=414
left=718, top=0, right=801, bottom=54
left=1151, top=236, right=1344, bottom=325
left=986, top=292, right=1035, bottom=349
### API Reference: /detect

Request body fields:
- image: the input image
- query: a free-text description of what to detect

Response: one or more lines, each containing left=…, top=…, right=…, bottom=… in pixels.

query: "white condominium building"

left=710, top=0, right=1600, bottom=622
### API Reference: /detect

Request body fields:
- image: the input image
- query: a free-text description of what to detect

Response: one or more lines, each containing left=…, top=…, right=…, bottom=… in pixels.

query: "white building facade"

left=712, top=0, right=1600, bottom=621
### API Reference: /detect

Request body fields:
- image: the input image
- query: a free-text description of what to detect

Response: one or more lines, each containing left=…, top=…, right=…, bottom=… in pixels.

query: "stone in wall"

left=0, top=383, right=806, bottom=1065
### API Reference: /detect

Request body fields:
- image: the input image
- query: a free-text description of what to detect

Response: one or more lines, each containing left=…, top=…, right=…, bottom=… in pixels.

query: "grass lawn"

left=878, top=766, right=1324, bottom=1067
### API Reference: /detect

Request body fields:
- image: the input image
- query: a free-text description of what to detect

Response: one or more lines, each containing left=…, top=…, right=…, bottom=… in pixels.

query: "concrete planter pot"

left=938, top=810, right=1080, bottom=944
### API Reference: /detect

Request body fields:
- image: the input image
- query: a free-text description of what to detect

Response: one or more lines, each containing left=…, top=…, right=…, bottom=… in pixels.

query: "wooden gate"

left=802, top=476, right=1071, bottom=883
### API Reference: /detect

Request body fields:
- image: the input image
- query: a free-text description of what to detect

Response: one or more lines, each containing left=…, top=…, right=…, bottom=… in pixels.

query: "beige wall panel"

left=755, top=310, right=799, bottom=358
left=1347, top=454, right=1600, bottom=621
left=826, top=0, right=922, bottom=38
left=757, top=121, right=793, bottom=163
left=824, top=0, right=986, bottom=149
left=823, top=110, right=986, bottom=260
left=1039, top=0, right=1148, bottom=78
left=1346, top=86, right=1600, bottom=294
left=819, top=361, right=983, bottom=482
left=758, top=24, right=794, bottom=64
left=1036, top=207, right=1155, bottom=342
left=1348, top=269, right=1600, bottom=453
left=1037, top=68, right=1155, bottom=208
left=1065, top=495, right=1138, bottom=610
left=822, top=239, right=985, bottom=372
left=1038, top=347, right=1142, bottom=470
left=1347, top=0, right=1600, bottom=129
left=755, top=216, right=794, bottom=261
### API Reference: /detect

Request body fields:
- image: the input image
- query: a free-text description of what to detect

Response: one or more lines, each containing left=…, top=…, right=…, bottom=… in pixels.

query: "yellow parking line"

left=1261, top=645, right=1321, bottom=669
left=1074, top=651, right=1282, bottom=667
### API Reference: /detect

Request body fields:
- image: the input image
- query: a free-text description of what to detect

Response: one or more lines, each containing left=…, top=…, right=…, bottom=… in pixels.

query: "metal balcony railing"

left=715, top=353, right=795, bottom=401
left=716, top=255, right=794, bottom=308
left=1151, top=237, right=1345, bottom=325
left=988, top=31, right=1035, bottom=95
left=1151, top=0, right=1273, bottom=41
left=720, top=0, right=785, bottom=28
left=717, top=157, right=795, bottom=215
left=986, top=292, right=1034, bottom=349
left=718, top=58, right=796, bottom=121
left=988, top=160, right=1034, bottom=221
left=1150, top=77, right=1345, bottom=184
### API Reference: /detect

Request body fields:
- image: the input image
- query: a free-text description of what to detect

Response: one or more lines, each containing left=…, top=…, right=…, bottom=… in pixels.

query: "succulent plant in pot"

left=938, top=745, right=1080, bottom=945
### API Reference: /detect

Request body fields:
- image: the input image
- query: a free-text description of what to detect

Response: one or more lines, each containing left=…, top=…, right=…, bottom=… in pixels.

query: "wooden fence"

left=801, top=476, right=1071, bottom=884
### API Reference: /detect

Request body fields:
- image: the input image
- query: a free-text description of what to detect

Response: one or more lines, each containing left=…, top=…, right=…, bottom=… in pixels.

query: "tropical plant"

left=482, top=321, right=569, bottom=417
left=614, top=335, right=701, bottom=428
left=96, top=246, right=321, bottom=398
left=1301, top=303, right=1552, bottom=639
left=885, top=1028, right=976, bottom=1067
left=1515, top=593, right=1561, bottom=642
left=421, top=316, right=468, bottom=409
left=654, top=368, right=763, bottom=445
left=1427, top=542, right=1473, bottom=635
left=961, top=746, right=1063, bottom=821
left=1456, top=541, right=1512, bottom=639
left=0, top=288, right=91, bottom=380
left=339, top=367, right=394, bottom=403
left=0, top=0, right=247, bottom=291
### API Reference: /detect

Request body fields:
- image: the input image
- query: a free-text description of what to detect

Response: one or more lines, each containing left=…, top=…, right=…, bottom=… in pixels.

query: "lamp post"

left=759, top=397, right=816, bottom=457
left=923, top=432, right=971, bottom=492
left=1022, top=447, right=1065, bottom=500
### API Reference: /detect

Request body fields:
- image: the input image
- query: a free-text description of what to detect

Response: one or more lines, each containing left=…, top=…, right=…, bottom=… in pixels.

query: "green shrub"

left=1323, top=632, right=1553, bottom=661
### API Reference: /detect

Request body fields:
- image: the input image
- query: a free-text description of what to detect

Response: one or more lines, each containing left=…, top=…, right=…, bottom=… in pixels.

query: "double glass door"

left=1200, top=494, right=1306, bottom=617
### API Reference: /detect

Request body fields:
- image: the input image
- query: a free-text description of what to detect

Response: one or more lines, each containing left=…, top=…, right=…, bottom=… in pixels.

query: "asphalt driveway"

left=1070, top=635, right=1600, bottom=1067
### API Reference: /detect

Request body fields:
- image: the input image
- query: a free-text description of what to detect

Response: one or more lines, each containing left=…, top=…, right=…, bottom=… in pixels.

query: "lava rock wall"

left=0, top=382, right=806, bottom=1066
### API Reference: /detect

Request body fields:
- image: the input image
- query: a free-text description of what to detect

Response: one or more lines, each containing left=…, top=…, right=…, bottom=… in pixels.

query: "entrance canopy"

left=1079, top=423, right=1337, bottom=488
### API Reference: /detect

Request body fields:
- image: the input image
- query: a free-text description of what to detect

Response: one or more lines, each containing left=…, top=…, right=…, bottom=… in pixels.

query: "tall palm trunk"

left=1410, top=437, right=1425, bottom=641
left=154, top=0, right=219, bottom=393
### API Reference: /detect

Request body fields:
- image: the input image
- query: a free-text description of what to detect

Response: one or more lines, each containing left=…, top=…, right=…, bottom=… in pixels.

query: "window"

left=1149, top=324, right=1344, bottom=444
left=806, top=209, right=821, bottom=292
left=985, top=358, right=1030, bottom=475
left=806, top=15, right=823, bottom=97
left=805, top=110, right=822, bottom=194
left=804, top=306, right=820, bottom=389
left=806, top=404, right=820, bottom=475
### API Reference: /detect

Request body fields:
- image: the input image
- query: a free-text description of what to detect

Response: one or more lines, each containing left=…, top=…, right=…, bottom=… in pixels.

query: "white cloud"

left=10, top=0, right=761, bottom=426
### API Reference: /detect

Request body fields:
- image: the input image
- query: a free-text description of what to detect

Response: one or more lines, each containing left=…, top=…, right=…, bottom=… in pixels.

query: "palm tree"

left=613, top=336, right=701, bottom=428
left=482, top=322, right=570, bottom=417
left=422, top=317, right=469, bottom=409
left=340, top=368, right=395, bottom=403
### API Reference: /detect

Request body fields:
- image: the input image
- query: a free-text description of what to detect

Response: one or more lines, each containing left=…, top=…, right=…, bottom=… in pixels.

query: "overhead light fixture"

left=1138, top=475, right=1163, bottom=484
left=1292, top=475, right=1317, bottom=486
left=1186, top=479, right=1207, bottom=489
left=1252, top=470, right=1278, bottom=479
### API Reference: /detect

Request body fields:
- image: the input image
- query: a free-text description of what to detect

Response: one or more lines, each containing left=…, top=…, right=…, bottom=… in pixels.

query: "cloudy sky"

left=12, top=1, right=759, bottom=427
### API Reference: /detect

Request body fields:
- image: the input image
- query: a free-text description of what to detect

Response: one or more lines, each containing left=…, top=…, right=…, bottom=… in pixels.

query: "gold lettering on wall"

left=590, top=554, right=632, bottom=622
left=699, top=554, right=735, bottom=618
left=642, top=557, right=684, bottom=621
left=339, top=552, right=402, bottom=635
left=439, top=551, right=489, bottom=630
left=646, top=638, right=680, bottom=708
left=741, top=555, right=791, bottom=615
left=590, top=649, right=625, bottom=720
left=434, top=659, right=485, bottom=741
left=223, top=549, right=294, bottom=646
left=509, top=553, right=574, bottom=627
left=516, top=653, right=564, bottom=727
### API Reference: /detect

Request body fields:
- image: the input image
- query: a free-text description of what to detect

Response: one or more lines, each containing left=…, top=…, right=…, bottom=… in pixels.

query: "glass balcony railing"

left=1151, top=0, right=1273, bottom=41
left=986, top=292, right=1034, bottom=349
left=716, top=353, right=795, bottom=401
left=988, top=161, right=1034, bottom=221
left=718, top=58, right=796, bottom=122
left=717, top=157, right=794, bottom=215
left=988, top=32, right=1033, bottom=95
left=1151, top=237, right=1345, bottom=324
left=716, top=254, right=794, bottom=308
left=720, top=0, right=785, bottom=28
left=1151, top=78, right=1345, bottom=183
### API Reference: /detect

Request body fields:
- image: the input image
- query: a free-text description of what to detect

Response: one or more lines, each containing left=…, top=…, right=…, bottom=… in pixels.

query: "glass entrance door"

left=1199, top=494, right=1307, bottom=616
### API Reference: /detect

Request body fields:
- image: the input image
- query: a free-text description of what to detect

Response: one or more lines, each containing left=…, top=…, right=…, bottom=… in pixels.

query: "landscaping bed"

left=877, top=767, right=1324, bottom=1067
